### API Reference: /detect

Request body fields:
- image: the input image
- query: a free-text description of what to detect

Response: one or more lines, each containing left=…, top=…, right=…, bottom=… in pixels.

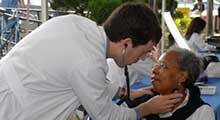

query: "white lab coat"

left=0, top=15, right=137, bottom=120
left=107, top=58, right=154, bottom=87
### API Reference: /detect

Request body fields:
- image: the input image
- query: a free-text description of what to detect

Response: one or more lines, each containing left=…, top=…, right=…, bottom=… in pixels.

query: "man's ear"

left=121, top=38, right=132, bottom=48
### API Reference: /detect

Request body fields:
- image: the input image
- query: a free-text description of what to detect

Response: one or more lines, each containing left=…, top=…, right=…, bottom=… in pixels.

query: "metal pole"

left=0, top=13, right=5, bottom=56
left=24, top=0, right=31, bottom=35
left=41, top=0, right=49, bottom=22
left=206, top=0, right=213, bottom=37
left=153, top=0, right=157, bottom=12
left=148, top=0, right=154, bottom=10
left=161, top=0, right=166, bottom=53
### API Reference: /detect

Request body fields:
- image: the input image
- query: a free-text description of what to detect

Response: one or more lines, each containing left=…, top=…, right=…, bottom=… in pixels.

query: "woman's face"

left=151, top=52, right=184, bottom=95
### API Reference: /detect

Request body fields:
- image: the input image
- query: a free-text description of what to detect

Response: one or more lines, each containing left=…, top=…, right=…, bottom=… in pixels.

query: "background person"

left=1, top=0, right=25, bottom=8
left=192, top=0, right=205, bottom=14
left=0, top=0, right=26, bottom=43
left=1, top=0, right=25, bottom=9
left=185, top=17, right=216, bottom=56
left=0, top=2, right=183, bottom=120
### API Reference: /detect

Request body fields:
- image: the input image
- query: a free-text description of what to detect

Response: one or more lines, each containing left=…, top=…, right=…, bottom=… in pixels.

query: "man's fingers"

left=165, top=93, right=183, bottom=99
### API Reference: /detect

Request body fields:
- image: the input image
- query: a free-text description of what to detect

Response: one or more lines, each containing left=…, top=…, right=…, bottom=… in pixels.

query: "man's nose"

left=140, top=54, right=147, bottom=60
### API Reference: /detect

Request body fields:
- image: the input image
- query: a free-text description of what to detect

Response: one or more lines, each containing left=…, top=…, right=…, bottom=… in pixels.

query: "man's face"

left=151, top=51, right=183, bottom=95
left=117, top=41, right=155, bottom=67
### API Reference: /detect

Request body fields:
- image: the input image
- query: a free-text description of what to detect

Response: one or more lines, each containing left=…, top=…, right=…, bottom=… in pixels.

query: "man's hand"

left=137, top=93, right=183, bottom=117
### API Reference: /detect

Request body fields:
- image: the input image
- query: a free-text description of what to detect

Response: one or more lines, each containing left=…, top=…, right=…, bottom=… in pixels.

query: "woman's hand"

left=130, top=86, right=153, bottom=100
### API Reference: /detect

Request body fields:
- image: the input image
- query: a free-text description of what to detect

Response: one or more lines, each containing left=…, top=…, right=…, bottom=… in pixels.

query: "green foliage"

left=88, top=0, right=122, bottom=25
left=50, top=0, right=88, bottom=16
left=122, top=0, right=147, bottom=2
left=175, top=15, right=191, bottom=35
left=157, top=0, right=177, bottom=14
left=49, top=0, right=178, bottom=25
left=149, top=0, right=178, bottom=24
left=174, top=11, right=184, bottom=19
left=49, top=0, right=180, bottom=50
left=88, top=0, right=148, bottom=24
left=50, top=0, right=65, bottom=10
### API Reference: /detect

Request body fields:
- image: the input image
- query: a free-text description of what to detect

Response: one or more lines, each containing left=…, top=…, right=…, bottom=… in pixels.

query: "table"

left=198, top=51, right=220, bottom=58
left=201, top=78, right=220, bottom=120
left=131, top=76, right=220, bottom=120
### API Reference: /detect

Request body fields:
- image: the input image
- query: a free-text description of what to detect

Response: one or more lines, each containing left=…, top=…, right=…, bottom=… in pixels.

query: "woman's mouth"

left=151, top=76, right=160, bottom=84
left=151, top=76, right=157, bottom=81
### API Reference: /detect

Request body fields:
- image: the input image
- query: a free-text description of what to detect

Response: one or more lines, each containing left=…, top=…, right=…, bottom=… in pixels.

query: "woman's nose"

left=152, top=65, right=159, bottom=74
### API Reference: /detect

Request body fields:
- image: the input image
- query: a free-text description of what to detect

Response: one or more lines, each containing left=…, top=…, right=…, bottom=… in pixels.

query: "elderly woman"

left=126, top=47, right=215, bottom=120
left=145, top=47, right=215, bottom=120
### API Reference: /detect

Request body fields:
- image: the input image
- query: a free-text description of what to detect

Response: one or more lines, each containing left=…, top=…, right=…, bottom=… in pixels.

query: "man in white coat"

left=0, top=2, right=183, bottom=120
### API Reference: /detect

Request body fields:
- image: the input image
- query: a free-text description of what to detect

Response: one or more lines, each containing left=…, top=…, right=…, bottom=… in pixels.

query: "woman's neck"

left=161, top=87, right=187, bottom=110
left=172, top=87, right=187, bottom=110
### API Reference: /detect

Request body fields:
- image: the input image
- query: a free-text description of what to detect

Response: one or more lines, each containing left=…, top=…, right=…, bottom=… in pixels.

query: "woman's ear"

left=178, top=71, right=189, bottom=83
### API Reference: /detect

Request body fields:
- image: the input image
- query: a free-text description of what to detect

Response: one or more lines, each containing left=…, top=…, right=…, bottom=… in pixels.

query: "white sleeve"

left=188, top=105, right=215, bottom=120
left=69, top=59, right=137, bottom=120
left=192, top=34, right=207, bottom=51
left=192, top=33, right=215, bottom=51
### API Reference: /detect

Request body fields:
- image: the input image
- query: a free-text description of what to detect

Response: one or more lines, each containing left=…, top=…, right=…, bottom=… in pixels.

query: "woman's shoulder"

left=189, top=33, right=201, bottom=41
left=188, top=104, right=215, bottom=120
left=197, top=104, right=214, bottom=112
left=191, top=33, right=200, bottom=37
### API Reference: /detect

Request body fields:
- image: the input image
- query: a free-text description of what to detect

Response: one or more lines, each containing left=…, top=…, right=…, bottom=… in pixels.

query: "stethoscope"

left=117, top=65, right=131, bottom=105
left=117, top=44, right=131, bottom=105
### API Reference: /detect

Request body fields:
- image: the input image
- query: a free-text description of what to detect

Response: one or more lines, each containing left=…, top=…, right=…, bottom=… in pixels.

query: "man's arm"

left=70, top=60, right=137, bottom=120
